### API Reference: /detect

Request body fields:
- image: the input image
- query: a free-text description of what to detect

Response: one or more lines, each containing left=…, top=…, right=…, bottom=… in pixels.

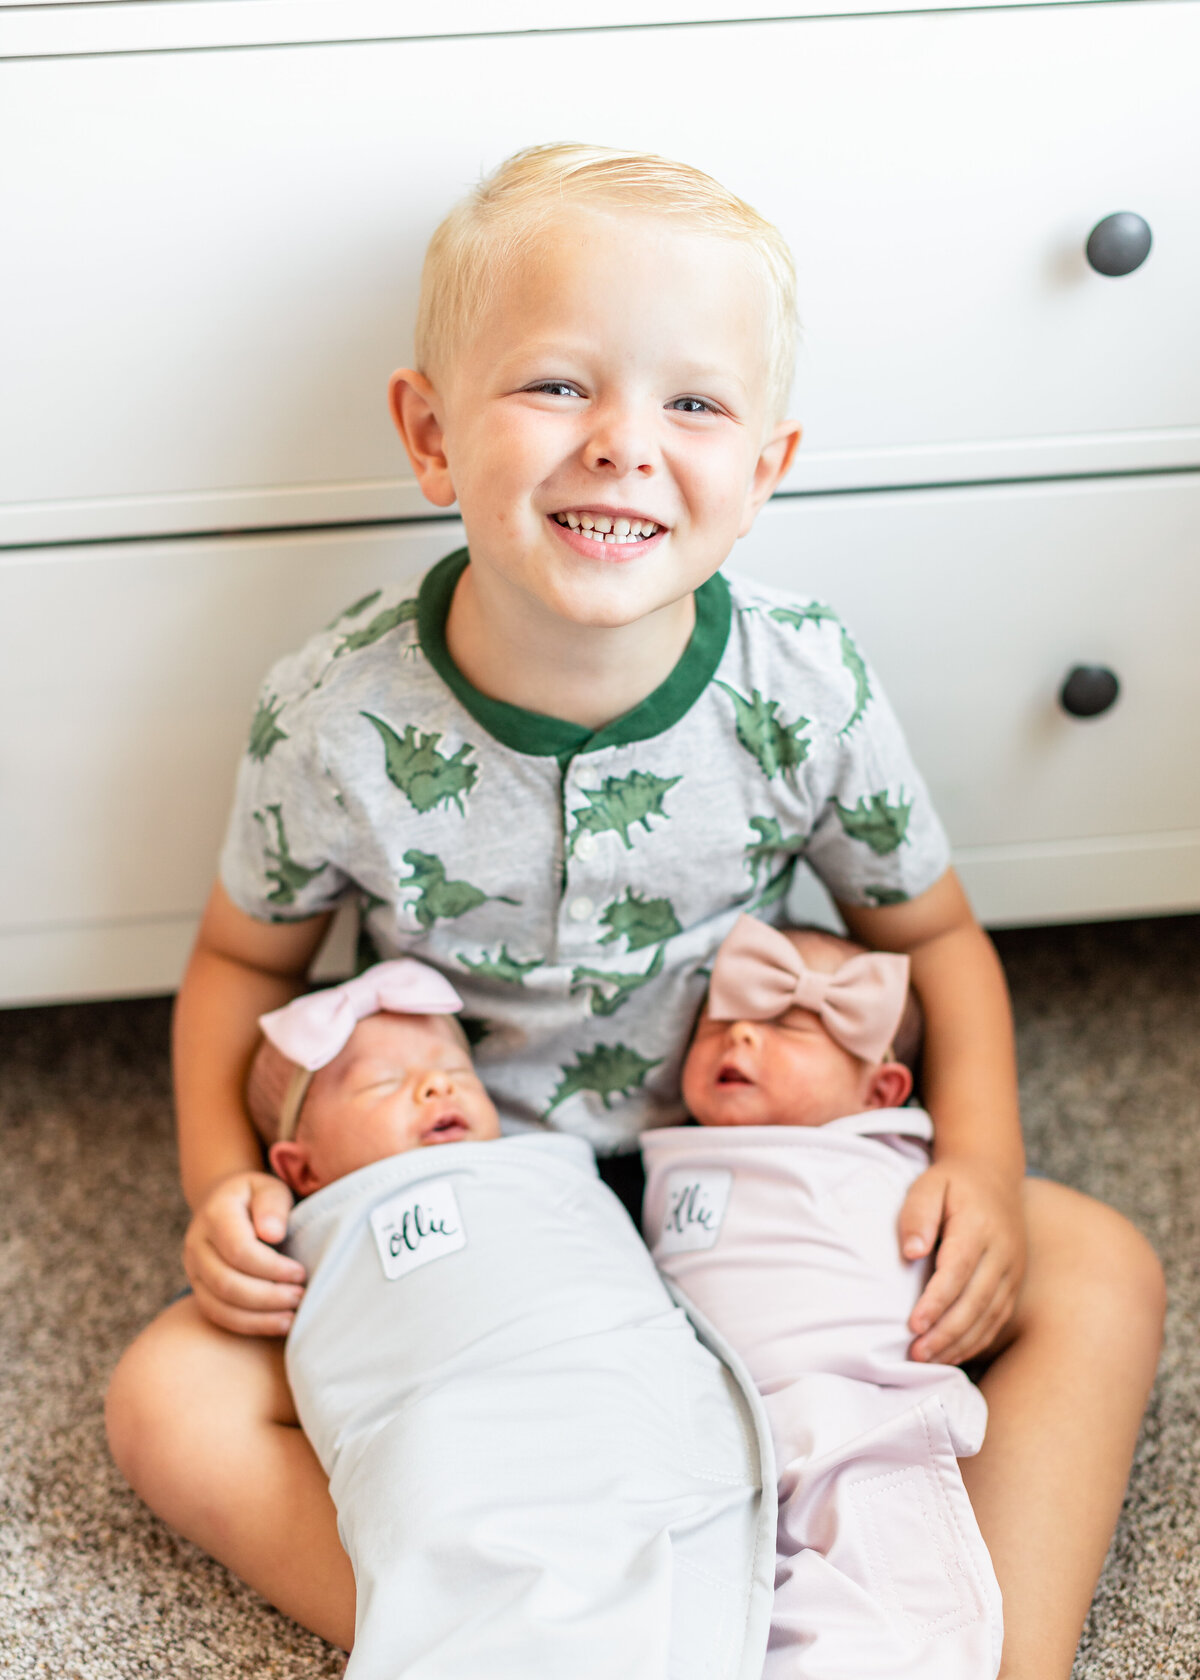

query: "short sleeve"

left=790, top=659, right=951, bottom=913
left=219, top=670, right=355, bottom=923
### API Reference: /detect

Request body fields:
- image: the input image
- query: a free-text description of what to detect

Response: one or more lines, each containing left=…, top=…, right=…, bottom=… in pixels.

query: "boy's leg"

left=105, top=1296, right=355, bottom=1651
left=960, top=1179, right=1165, bottom=1680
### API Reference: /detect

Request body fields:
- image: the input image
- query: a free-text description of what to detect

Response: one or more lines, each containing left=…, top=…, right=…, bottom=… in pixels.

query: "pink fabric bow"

left=258, top=959, right=464, bottom=1072
left=708, top=915, right=910, bottom=1064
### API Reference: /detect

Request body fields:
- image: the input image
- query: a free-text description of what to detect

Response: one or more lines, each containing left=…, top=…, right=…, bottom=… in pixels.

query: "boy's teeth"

left=555, top=512, right=661, bottom=542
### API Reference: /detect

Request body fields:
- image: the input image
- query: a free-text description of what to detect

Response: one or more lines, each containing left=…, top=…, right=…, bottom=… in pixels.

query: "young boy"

left=645, top=914, right=1005, bottom=1677
left=246, top=959, right=773, bottom=1680
left=106, top=144, right=1164, bottom=1676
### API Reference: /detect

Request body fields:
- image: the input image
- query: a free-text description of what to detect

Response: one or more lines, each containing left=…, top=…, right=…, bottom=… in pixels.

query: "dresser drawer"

left=4, top=0, right=1197, bottom=544
left=732, top=473, right=1200, bottom=921
left=0, top=520, right=461, bottom=1001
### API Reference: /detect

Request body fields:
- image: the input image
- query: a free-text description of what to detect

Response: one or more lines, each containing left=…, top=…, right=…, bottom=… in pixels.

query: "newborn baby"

left=247, top=959, right=776, bottom=1680
left=641, top=917, right=1004, bottom=1680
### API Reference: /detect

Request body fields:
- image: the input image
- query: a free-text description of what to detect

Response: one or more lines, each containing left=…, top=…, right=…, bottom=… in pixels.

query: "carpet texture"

left=1, top=914, right=1197, bottom=1677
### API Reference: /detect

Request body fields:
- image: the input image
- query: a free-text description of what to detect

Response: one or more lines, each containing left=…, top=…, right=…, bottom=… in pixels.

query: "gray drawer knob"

left=1059, top=665, right=1120, bottom=718
left=1085, top=212, right=1152, bottom=277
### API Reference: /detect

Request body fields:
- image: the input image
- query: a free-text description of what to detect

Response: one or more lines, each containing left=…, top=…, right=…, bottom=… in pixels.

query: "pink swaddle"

left=643, top=1114, right=1003, bottom=1680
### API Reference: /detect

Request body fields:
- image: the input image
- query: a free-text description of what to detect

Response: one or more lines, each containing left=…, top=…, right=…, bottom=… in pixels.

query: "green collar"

left=416, top=548, right=731, bottom=765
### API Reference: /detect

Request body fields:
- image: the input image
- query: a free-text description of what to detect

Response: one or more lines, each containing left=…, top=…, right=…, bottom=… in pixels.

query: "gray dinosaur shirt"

left=221, top=550, right=949, bottom=1153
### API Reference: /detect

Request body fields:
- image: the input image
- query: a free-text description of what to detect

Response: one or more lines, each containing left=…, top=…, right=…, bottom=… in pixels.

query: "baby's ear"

left=268, top=1139, right=322, bottom=1197
left=864, top=1060, right=913, bottom=1111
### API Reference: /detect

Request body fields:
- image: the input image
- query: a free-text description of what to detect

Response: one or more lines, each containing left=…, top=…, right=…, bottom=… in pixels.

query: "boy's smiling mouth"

left=551, top=508, right=665, bottom=548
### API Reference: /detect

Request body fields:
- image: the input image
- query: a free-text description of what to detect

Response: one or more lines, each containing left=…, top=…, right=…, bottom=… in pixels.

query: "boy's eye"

left=669, top=396, right=718, bottom=415
left=526, top=380, right=582, bottom=398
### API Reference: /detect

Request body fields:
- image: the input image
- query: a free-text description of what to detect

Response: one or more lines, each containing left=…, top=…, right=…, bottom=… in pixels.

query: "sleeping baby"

left=246, top=959, right=776, bottom=1680
left=641, top=916, right=1005, bottom=1680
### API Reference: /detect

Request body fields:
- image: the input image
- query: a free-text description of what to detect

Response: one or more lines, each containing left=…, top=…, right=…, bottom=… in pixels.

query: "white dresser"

left=2, top=0, right=1197, bottom=1004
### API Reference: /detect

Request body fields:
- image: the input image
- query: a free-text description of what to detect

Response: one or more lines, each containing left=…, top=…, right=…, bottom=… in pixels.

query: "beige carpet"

left=2, top=914, right=1198, bottom=1677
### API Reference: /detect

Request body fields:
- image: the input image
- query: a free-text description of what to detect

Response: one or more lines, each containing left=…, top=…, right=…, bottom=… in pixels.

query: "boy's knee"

left=1023, top=1180, right=1166, bottom=1348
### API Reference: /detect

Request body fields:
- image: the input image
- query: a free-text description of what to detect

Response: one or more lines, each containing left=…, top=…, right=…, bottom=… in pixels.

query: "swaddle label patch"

left=370, top=1178, right=466, bottom=1280
left=656, top=1168, right=732, bottom=1254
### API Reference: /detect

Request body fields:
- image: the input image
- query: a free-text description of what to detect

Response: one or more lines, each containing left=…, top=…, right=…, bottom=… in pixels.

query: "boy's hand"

left=899, top=1156, right=1026, bottom=1366
left=182, top=1170, right=307, bottom=1337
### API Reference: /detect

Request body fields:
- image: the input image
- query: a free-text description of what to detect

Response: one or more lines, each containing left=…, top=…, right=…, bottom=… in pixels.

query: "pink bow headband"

left=708, top=915, right=910, bottom=1065
left=258, top=958, right=463, bottom=1141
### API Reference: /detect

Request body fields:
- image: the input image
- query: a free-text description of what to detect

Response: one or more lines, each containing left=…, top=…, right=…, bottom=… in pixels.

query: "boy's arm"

left=173, top=880, right=331, bottom=1335
left=838, top=867, right=1026, bottom=1366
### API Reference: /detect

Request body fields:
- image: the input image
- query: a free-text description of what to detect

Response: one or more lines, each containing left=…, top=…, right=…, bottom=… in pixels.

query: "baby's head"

left=246, top=961, right=500, bottom=1198
left=390, top=144, right=802, bottom=630
left=682, top=916, right=919, bottom=1131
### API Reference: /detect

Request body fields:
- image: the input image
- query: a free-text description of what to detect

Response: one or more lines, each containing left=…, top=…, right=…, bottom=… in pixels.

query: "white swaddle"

left=642, top=1114, right=1003, bottom=1680
left=285, top=1131, right=777, bottom=1680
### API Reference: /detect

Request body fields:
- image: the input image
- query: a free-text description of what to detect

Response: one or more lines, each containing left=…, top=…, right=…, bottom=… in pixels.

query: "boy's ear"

left=738, top=418, right=802, bottom=536
left=268, top=1139, right=322, bottom=1198
left=864, top=1060, right=914, bottom=1111
left=388, top=369, right=457, bottom=508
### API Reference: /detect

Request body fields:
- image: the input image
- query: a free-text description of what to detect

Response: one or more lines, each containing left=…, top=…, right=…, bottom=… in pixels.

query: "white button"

left=568, top=897, right=595, bottom=922
left=573, top=832, right=597, bottom=861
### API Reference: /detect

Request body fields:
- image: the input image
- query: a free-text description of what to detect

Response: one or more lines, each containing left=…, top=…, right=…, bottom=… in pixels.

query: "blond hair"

left=415, top=143, right=798, bottom=423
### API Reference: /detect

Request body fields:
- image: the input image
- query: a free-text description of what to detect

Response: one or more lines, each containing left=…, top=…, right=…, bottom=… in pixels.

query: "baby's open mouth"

left=553, top=511, right=663, bottom=544
left=423, top=1113, right=470, bottom=1144
left=716, top=1064, right=752, bottom=1086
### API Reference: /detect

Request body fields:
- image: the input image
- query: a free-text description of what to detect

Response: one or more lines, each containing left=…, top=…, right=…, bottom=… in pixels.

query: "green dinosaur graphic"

left=866, top=885, right=910, bottom=907
left=325, top=589, right=382, bottom=630
left=400, top=850, right=517, bottom=930
left=769, top=605, right=873, bottom=736
left=769, top=602, right=840, bottom=632
left=836, top=628, right=872, bottom=736
left=835, top=792, right=913, bottom=856
left=598, top=890, right=681, bottom=953
left=334, top=597, right=418, bottom=658
left=744, top=815, right=790, bottom=906
left=247, top=693, right=287, bottom=762
left=457, top=945, right=541, bottom=985
left=568, top=770, right=681, bottom=853
left=363, top=714, right=478, bottom=815
left=570, top=945, right=666, bottom=1018
left=716, top=682, right=810, bottom=782
left=253, top=805, right=326, bottom=907
left=546, top=1042, right=661, bottom=1113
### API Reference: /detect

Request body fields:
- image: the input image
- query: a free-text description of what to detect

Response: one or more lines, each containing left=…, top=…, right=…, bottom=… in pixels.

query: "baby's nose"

left=417, top=1067, right=452, bottom=1100
left=728, top=1019, right=761, bottom=1046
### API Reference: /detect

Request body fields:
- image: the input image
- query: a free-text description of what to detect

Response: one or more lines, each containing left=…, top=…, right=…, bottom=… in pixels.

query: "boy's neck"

left=445, top=562, right=697, bottom=731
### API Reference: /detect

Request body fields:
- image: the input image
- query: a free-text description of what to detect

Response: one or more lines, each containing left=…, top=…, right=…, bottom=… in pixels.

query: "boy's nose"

left=583, top=403, right=656, bottom=478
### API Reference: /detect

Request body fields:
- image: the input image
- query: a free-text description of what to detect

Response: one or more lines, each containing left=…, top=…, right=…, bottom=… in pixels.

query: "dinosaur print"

left=400, top=850, right=517, bottom=930
left=546, top=1043, right=661, bottom=1114
left=363, top=714, right=478, bottom=815
left=334, top=597, right=418, bottom=658
left=325, top=589, right=382, bottom=630
left=247, top=694, right=288, bottom=762
left=744, top=816, right=806, bottom=912
left=568, top=770, right=681, bottom=853
left=457, top=945, right=541, bottom=985
left=769, top=604, right=873, bottom=737
left=716, top=682, right=810, bottom=782
left=866, top=885, right=910, bottom=906
left=834, top=792, right=914, bottom=856
left=598, top=890, right=681, bottom=953
left=253, top=805, right=326, bottom=908
left=570, top=946, right=666, bottom=1018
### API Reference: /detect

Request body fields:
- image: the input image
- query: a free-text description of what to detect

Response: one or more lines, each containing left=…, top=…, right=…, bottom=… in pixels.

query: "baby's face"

left=682, top=932, right=896, bottom=1130
left=280, top=1014, right=500, bottom=1192
left=683, top=1003, right=880, bottom=1131
left=406, top=207, right=797, bottom=632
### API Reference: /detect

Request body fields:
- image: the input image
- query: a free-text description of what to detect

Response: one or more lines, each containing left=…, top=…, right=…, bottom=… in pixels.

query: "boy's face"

left=393, top=208, right=799, bottom=632
left=682, top=933, right=911, bottom=1129
left=270, top=1014, right=500, bottom=1196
